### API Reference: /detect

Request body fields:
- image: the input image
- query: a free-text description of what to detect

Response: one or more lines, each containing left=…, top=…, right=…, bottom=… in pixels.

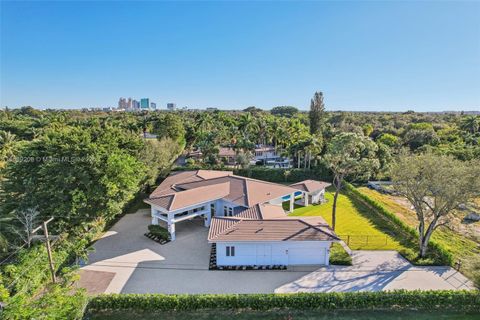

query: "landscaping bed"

left=208, top=243, right=287, bottom=271
left=144, top=224, right=170, bottom=245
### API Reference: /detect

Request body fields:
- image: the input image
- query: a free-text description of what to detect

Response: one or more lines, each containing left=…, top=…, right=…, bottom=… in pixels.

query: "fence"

left=338, top=234, right=391, bottom=248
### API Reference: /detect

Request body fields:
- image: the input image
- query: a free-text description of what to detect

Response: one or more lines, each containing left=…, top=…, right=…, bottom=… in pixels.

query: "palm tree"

left=0, top=130, right=16, bottom=160
left=460, top=116, right=480, bottom=134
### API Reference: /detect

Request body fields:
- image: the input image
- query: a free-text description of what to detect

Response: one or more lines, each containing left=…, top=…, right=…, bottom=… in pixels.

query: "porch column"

left=304, top=192, right=309, bottom=206
left=151, top=207, right=159, bottom=225
left=167, top=212, right=176, bottom=241
left=204, top=207, right=211, bottom=227
left=289, top=192, right=295, bottom=213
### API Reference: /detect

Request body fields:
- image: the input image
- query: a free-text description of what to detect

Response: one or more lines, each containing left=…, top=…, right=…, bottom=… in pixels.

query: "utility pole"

left=32, top=217, right=56, bottom=283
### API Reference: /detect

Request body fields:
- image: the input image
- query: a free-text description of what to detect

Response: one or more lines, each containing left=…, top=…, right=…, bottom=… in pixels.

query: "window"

left=210, top=203, right=215, bottom=215
left=223, top=206, right=234, bottom=217
left=226, top=246, right=235, bottom=257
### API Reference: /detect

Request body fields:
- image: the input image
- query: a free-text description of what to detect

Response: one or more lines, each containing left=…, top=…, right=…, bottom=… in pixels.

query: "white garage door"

left=288, top=248, right=326, bottom=265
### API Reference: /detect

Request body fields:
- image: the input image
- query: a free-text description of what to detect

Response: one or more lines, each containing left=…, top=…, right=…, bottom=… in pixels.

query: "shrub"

left=148, top=225, right=169, bottom=240
left=329, top=243, right=352, bottom=265
left=234, top=166, right=331, bottom=183
left=87, top=291, right=480, bottom=312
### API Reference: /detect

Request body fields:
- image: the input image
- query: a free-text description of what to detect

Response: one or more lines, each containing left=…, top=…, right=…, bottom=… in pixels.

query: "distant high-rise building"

left=127, top=97, right=133, bottom=109
left=118, top=97, right=127, bottom=109
left=150, top=102, right=157, bottom=109
left=132, top=99, right=140, bottom=109
left=140, top=98, right=150, bottom=109
left=167, top=103, right=176, bottom=111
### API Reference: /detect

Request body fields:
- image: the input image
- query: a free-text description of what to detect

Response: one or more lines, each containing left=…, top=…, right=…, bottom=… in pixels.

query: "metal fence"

left=338, top=234, right=391, bottom=248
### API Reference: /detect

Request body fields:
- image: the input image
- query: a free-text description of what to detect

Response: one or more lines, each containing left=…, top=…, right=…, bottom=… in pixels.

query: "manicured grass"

left=357, top=187, right=480, bottom=281
left=286, top=188, right=407, bottom=251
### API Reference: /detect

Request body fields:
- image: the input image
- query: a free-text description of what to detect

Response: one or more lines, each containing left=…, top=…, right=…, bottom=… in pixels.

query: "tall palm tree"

left=460, top=116, right=480, bottom=134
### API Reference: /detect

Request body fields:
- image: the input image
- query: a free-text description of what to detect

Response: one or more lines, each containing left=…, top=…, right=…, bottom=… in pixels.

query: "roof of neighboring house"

left=255, top=145, right=275, bottom=152
left=218, top=147, right=236, bottom=157
left=233, top=203, right=287, bottom=220
left=208, top=217, right=339, bottom=242
left=146, top=182, right=230, bottom=211
left=289, top=180, right=331, bottom=193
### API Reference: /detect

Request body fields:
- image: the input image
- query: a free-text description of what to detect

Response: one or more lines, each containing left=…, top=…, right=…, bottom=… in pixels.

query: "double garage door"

left=255, top=244, right=326, bottom=265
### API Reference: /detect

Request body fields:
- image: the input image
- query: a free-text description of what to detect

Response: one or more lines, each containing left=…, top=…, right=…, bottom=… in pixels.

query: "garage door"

left=288, top=248, right=326, bottom=265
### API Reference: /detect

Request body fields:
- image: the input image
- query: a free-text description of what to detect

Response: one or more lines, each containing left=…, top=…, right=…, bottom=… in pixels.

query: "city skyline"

left=1, top=1, right=479, bottom=111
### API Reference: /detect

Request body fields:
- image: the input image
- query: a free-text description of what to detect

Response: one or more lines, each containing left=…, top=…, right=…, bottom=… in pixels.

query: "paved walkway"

left=78, top=210, right=475, bottom=294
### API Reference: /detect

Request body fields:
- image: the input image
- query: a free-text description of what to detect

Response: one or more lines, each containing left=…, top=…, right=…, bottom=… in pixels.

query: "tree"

left=376, top=133, right=399, bottom=148
left=323, top=133, right=380, bottom=230
left=270, top=106, right=298, bottom=118
left=460, top=116, right=480, bottom=134
left=309, top=91, right=326, bottom=135
left=390, top=153, right=480, bottom=257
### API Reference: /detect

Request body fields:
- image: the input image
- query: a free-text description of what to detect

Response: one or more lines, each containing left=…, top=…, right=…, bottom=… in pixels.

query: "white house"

left=289, top=180, right=331, bottom=205
left=252, top=145, right=291, bottom=168
left=145, top=170, right=337, bottom=266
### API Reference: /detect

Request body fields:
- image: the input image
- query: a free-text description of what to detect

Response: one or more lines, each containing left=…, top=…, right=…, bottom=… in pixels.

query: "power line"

left=0, top=243, right=27, bottom=266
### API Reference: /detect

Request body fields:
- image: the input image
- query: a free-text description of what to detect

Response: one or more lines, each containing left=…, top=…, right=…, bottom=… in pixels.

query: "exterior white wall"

left=215, top=241, right=331, bottom=266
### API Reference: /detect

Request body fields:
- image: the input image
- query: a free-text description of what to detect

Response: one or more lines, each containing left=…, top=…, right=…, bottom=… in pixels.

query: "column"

left=167, top=212, right=176, bottom=241
left=151, top=207, right=159, bottom=225
left=204, top=207, right=211, bottom=227
left=289, top=193, right=294, bottom=213
left=304, top=192, right=309, bottom=206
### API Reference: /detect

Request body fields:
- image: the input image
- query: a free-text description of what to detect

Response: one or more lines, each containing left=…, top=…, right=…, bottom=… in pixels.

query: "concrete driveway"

left=275, top=251, right=474, bottom=292
left=78, top=210, right=474, bottom=294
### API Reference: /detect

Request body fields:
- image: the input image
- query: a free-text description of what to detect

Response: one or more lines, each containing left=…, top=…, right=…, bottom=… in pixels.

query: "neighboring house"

left=186, top=147, right=238, bottom=166
left=289, top=180, right=331, bottom=205
left=253, top=145, right=291, bottom=168
left=218, top=147, right=237, bottom=166
left=145, top=170, right=337, bottom=266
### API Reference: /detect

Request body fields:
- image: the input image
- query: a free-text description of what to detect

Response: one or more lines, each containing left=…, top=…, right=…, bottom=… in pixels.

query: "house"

left=145, top=170, right=337, bottom=266
left=218, top=147, right=237, bottom=166
left=186, top=147, right=238, bottom=166
left=253, top=145, right=291, bottom=168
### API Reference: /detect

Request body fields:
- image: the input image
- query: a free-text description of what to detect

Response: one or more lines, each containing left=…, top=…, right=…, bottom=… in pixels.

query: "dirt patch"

left=77, top=269, right=116, bottom=294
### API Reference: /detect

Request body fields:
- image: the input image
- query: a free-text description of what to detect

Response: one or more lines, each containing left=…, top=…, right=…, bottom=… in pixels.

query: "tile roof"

left=146, top=182, right=230, bottom=211
left=289, top=180, right=331, bottom=193
left=208, top=218, right=339, bottom=242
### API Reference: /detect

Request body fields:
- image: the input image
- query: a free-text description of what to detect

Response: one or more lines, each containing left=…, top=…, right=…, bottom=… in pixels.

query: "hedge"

left=344, top=183, right=453, bottom=265
left=234, top=166, right=331, bottom=183
left=87, top=291, right=479, bottom=312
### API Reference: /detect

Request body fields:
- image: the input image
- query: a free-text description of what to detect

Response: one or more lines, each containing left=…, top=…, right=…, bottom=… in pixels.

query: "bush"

left=148, top=225, right=169, bottom=240
left=344, top=183, right=453, bottom=266
left=87, top=291, right=480, bottom=312
left=329, top=243, right=352, bottom=265
left=234, top=166, right=331, bottom=183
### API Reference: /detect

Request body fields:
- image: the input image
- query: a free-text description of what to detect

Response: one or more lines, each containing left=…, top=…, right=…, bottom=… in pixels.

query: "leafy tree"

left=376, top=133, right=399, bottom=148
left=309, top=91, right=326, bottom=135
left=391, top=153, right=480, bottom=257
left=362, top=124, right=374, bottom=137
left=270, top=106, right=299, bottom=118
left=152, top=113, right=186, bottom=142
left=323, top=133, right=380, bottom=230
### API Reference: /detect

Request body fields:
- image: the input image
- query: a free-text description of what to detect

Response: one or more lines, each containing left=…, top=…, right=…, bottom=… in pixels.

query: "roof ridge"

left=298, top=219, right=340, bottom=240
left=244, top=179, right=250, bottom=206
left=209, top=217, right=243, bottom=240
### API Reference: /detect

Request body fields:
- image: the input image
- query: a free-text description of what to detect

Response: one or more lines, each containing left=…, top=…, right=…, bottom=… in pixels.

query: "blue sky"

left=1, top=1, right=479, bottom=111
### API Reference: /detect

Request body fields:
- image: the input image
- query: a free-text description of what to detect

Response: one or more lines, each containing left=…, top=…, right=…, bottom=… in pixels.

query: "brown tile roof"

left=218, top=147, right=236, bottom=157
left=208, top=217, right=339, bottom=242
left=150, top=170, right=232, bottom=197
left=289, top=180, right=331, bottom=193
left=146, top=182, right=230, bottom=211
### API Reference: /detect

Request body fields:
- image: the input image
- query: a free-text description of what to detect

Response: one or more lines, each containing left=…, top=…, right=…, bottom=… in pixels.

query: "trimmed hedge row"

left=344, top=183, right=453, bottom=265
left=87, top=291, right=479, bottom=312
left=234, top=166, right=332, bottom=183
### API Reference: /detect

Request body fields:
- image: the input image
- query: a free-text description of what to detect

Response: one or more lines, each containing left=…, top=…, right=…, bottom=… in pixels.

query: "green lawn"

left=285, top=188, right=407, bottom=251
